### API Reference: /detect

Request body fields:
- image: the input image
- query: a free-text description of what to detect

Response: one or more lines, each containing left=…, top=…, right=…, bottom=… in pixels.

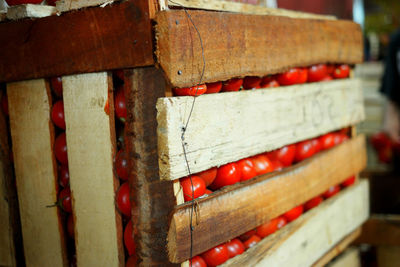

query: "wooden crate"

left=0, top=0, right=368, bottom=266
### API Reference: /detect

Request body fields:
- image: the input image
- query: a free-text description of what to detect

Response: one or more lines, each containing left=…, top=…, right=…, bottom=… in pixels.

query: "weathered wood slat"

left=168, top=135, right=367, bottom=262
left=221, top=179, right=369, bottom=267
left=0, top=1, right=153, bottom=83
left=155, top=10, right=362, bottom=87
left=356, top=215, right=400, bottom=246
left=157, top=79, right=365, bottom=181
left=6, top=4, right=55, bottom=20
left=56, top=0, right=116, bottom=13
left=7, top=79, right=68, bottom=267
left=62, top=72, right=124, bottom=266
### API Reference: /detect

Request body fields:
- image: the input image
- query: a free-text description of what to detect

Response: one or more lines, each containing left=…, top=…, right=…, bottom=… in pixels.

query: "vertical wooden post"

left=7, top=79, right=68, bottom=267
left=62, top=72, right=124, bottom=266
left=124, top=67, right=179, bottom=266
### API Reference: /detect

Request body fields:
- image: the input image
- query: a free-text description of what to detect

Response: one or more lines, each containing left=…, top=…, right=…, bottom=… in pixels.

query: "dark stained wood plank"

left=168, top=135, right=367, bottom=263
left=123, top=67, right=179, bottom=266
left=0, top=0, right=154, bottom=83
left=155, top=10, right=363, bottom=87
left=355, top=215, right=400, bottom=246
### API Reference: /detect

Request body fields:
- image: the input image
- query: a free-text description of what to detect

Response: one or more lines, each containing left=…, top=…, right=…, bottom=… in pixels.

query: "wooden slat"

left=166, top=0, right=336, bottom=19
left=123, top=67, right=179, bottom=266
left=0, top=1, right=153, bottom=83
left=6, top=4, right=55, bottom=20
left=168, top=135, right=367, bottom=262
left=155, top=10, right=363, bottom=88
left=355, top=215, right=400, bottom=246
left=56, top=0, right=117, bottom=13
left=62, top=72, right=124, bottom=266
left=157, top=79, right=365, bottom=181
left=221, top=179, right=369, bottom=267
left=7, top=79, right=68, bottom=267
left=313, top=229, right=361, bottom=267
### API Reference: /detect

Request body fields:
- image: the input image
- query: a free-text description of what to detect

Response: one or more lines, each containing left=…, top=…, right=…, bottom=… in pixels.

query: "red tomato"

left=276, top=68, right=301, bottom=86
left=201, top=244, right=230, bottom=267
left=276, top=216, right=287, bottom=229
left=115, top=149, right=128, bottom=181
left=323, top=185, right=340, bottom=199
left=205, top=189, right=213, bottom=195
left=341, top=176, right=356, bottom=187
left=190, top=256, right=207, bottom=267
left=51, top=100, right=66, bottom=129
left=126, top=255, right=137, bottom=267
left=205, top=82, right=222, bottom=94
left=243, top=235, right=261, bottom=249
left=113, top=69, right=125, bottom=83
left=50, top=77, right=63, bottom=98
left=321, top=75, right=333, bottom=81
left=124, top=220, right=136, bottom=255
left=209, top=163, right=241, bottom=190
left=226, top=239, right=245, bottom=258
left=304, top=196, right=323, bottom=211
left=252, top=155, right=274, bottom=175
left=311, top=138, right=321, bottom=154
left=237, top=158, right=257, bottom=181
left=54, top=132, right=68, bottom=165
left=370, top=132, right=391, bottom=151
left=270, top=144, right=296, bottom=167
left=294, top=140, right=315, bottom=162
left=326, top=64, right=335, bottom=75
left=283, top=205, right=303, bottom=222
left=319, top=133, right=336, bottom=151
left=59, top=164, right=70, bottom=187
left=272, top=160, right=284, bottom=171
left=5, top=0, right=42, bottom=5
left=116, top=182, right=131, bottom=217
left=180, top=176, right=206, bottom=202
left=58, top=187, right=72, bottom=213
left=333, top=133, right=349, bottom=145
left=260, top=76, right=280, bottom=88
left=221, top=78, right=243, bottom=92
left=256, top=218, right=279, bottom=238
left=332, top=64, right=350, bottom=79
left=67, top=214, right=74, bottom=239
left=298, top=68, right=308, bottom=84
left=378, top=146, right=393, bottom=163
left=173, top=84, right=207, bottom=96
left=307, top=64, right=328, bottom=82
left=114, top=88, right=127, bottom=121
left=239, top=229, right=257, bottom=242
left=1, top=93, right=8, bottom=116
left=197, top=167, right=217, bottom=186
left=243, top=76, right=262, bottom=89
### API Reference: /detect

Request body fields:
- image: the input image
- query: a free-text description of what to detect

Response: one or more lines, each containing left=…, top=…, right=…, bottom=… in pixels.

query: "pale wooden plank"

left=6, top=4, right=55, bottom=20
left=56, top=0, right=115, bottom=13
left=157, top=79, right=365, bottom=180
left=62, top=72, right=124, bottom=267
left=168, top=135, right=367, bottom=262
left=326, top=247, right=361, bottom=267
left=166, top=0, right=335, bottom=19
left=221, top=179, right=369, bottom=267
left=7, top=79, right=68, bottom=267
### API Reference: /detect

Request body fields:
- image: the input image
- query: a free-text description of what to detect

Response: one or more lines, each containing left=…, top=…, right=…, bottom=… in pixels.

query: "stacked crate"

left=0, top=0, right=369, bottom=266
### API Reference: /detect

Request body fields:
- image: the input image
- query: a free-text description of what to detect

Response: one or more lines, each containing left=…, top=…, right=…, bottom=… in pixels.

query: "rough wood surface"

left=221, top=180, right=369, bottom=267
left=6, top=4, right=55, bottom=20
left=56, top=0, right=116, bottom=13
left=355, top=215, right=400, bottom=246
left=62, top=72, right=124, bottom=267
left=123, top=67, right=179, bottom=266
left=0, top=1, right=153, bottom=83
left=313, top=230, right=361, bottom=267
left=7, top=79, right=68, bottom=267
left=155, top=10, right=363, bottom=87
left=168, top=135, right=367, bottom=262
left=166, top=0, right=336, bottom=19
left=157, top=79, right=365, bottom=180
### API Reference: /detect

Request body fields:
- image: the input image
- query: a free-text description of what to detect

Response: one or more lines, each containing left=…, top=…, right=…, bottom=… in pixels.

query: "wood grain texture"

left=158, top=79, right=365, bottom=181
left=155, top=10, right=363, bottom=88
left=0, top=1, right=153, bottom=83
left=221, top=179, right=369, bottom=267
left=6, top=4, right=55, bottom=20
left=168, top=135, right=367, bottom=262
left=7, top=79, right=68, bottom=267
left=56, top=0, right=116, bottom=13
left=313, top=229, right=361, bottom=267
left=355, top=215, right=400, bottom=246
left=123, top=67, right=179, bottom=266
left=167, top=0, right=336, bottom=19
left=62, top=72, right=124, bottom=267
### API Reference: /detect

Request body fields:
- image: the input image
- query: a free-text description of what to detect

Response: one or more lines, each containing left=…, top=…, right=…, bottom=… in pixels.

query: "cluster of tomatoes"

left=5, top=0, right=58, bottom=7
left=173, top=64, right=350, bottom=96
left=370, top=131, right=400, bottom=164
left=180, top=129, right=352, bottom=202
left=111, top=70, right=137, bottom=267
